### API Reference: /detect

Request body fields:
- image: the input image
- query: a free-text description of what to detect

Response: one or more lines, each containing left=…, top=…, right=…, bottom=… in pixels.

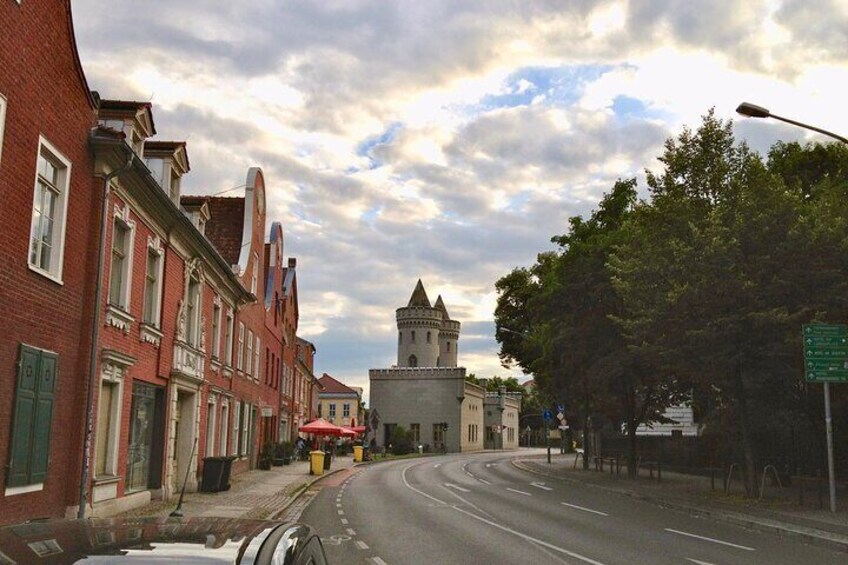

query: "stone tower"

left=395, top=280, right=460, bottom=368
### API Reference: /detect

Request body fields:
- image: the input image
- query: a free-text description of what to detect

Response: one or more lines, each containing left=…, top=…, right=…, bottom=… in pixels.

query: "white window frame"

left=0, top=93, right=6, bottom=166
left=224, top=309, right=234, bottom=366
left=108, top=205, right=135, bottom=310
left=246, top=330, right=254, bottom=376
left=253, top=336, right=260, bottom=381
left=142, top=237, right=164, bottom=327
left=28, top=136, right=72, bottom=283
left=241, top=403, right=250, bottom=458
left=205, top=397, right=216, bottom=457
left=95, top=365, right=125, bottom=478
left=236, top=322, right=245, bottom=371
left=184, top=272, right=201, bottom=347
left=232, top=401, right=240, bottom=455
left=343, top=403, right=350, bottom=418
left=219, top=400, right=229, bottom=456
left=329, top=404, right=336, bottom=419
left=211, top=298, right=222, bottom=360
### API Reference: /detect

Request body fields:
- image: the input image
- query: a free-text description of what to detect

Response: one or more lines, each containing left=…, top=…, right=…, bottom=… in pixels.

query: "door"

left=126, top=383, right=156, bottom=493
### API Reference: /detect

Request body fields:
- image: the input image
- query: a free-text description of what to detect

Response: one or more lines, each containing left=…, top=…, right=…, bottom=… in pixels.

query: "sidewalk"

left=117, top=455, right=356, bottom=521
left=514, top=453, right=848, bottom=552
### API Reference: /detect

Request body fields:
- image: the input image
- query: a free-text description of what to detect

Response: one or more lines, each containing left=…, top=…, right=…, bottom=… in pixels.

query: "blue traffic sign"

left=556, top=404, right=564, bottom=413
left=543, top=410, right=553, bottom=421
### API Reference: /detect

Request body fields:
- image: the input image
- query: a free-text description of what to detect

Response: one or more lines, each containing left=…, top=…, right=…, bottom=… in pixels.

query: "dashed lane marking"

left=356, top=540, right=369, bottom=550
left=561, top=502, right=608, bottom=517
left=346, top=528, right=356, bottom=536
left=686, top=559, right=717, bottom=565
left=337, top=510, right=345, bottom=515
left=478, top=478, right=491, bottom=485
left=506, top=488, right=531, bottom=496
left=444, top=483, right=471, bottom=493
left=373, top=558, right=388, bottom=565
left=340, top=518, right=349, bottom=525
left=531, top=482, right=553, bottom=491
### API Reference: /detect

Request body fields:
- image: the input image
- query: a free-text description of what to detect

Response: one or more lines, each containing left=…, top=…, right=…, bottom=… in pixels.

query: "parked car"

left=0, top=516, right=327, bottom=564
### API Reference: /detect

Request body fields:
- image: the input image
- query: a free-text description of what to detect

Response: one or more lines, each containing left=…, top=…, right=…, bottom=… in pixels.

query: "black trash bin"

left=219, top=456, right=236, bottom=491
left=201, top=457, right=227, bottom=492
left=323, top=451, right=331, bottom=470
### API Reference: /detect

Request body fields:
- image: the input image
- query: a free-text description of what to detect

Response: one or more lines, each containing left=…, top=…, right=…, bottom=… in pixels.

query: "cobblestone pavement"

left=117, top=456, right=356, bottom=521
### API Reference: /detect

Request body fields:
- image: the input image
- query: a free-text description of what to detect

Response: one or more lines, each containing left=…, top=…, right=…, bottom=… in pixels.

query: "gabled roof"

left=144, top=140, right=190, bottom=173
left=318, top=373, right=359, bottom=396
left=407, top=279, right=431, bottom=307
left=203, top=197, right=246, bottom=267
left=434, top=295, right=450, bottom=320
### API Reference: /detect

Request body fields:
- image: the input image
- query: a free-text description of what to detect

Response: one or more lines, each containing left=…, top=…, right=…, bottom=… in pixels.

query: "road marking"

left=478, top=478, right=491, bottom=485
left=337, top=510, right=345, bottom=515
left=346, top=528, right=356, bottom=536
left=434, top=463, right=441, bottom=468
left=444, top=482, right=471, bottom=493
left=336, top=503, right=342, bottom=508
left=665, top=529, right=755, bottom=551
left=401, top=464, right=606, bottom=565
left=506, top=488, right=532, bottom=496
left=531, top=482, right=553, bottom=491
left=372, top=558, right=388, bottom=565
left=686, top=559, right=717, bottom=565
left=356, top=540, right=369, bottom=550
left=561, top=502, right=608, bottom=516
left=340, top=518, right=349, bottom=525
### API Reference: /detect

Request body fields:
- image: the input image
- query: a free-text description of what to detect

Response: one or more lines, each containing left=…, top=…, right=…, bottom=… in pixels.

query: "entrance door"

left=127, top=383, right=156, bottom=493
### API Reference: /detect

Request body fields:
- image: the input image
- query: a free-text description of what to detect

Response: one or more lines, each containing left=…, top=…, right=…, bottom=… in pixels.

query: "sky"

left=71, top=0, right=848, bottom=405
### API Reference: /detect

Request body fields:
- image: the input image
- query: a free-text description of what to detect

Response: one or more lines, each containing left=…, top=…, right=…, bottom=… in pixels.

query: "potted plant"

left=273, top=442, right=286, bottom=466
left=258, top=441, right=275, bottom=470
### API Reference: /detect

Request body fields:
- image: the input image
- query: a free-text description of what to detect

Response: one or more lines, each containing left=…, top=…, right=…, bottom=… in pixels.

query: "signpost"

left=543, top=410, right=553, bottom=463
left=803, top=324, right=845, bottom=513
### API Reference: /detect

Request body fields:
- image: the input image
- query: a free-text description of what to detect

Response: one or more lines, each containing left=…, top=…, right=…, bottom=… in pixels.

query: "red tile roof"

left=202, top=197, right=245, bottom=266
left=318, top=373, right=358, bottom=395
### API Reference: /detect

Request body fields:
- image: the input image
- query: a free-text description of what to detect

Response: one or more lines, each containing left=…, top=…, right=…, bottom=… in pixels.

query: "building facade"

left=369, top=281, right=484, bottom=452
left=316, top=374, right=363, bottom=428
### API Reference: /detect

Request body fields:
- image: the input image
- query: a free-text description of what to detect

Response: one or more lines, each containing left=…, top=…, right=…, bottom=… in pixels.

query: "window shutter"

left=6, top=346, right=56, bottom=487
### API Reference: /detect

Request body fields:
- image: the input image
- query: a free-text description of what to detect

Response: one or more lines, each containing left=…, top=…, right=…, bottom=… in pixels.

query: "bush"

left=390, top=426, right=415, bottom=455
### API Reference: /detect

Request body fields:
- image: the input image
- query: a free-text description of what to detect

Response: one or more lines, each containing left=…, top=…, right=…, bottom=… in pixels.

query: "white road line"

left=401, top=464, right=607, bottom=565
left=478, top=478, right=491, bottom=485
left=434, top=463, right=441, bottom=468
left=444, top=482, right=471, bottom=493
left=531, top=482, right=553, bottom=491
left=686, top=559, right=717, bottom=565
left=486, top=464, right=491, bottom=468
left=346, top=528, right=356, bottom=536
left=340, top=518, right=349, bottom=525
left=356, top=540, right=369, bottom=550
left=337, top=510, right=345, bottom=515
left=336, top=503, right=342, bottom=508
left=506, top=488, right=532, bottom=496
left=561, top=502, right=608, bottom=517
left=665, top=529, right=755, bottom=551
left=372, top=557, right=388, bottom=565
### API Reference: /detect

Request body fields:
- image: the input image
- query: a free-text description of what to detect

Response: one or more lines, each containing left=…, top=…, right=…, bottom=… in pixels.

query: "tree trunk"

left=582, top=415, right=590, bottom=470
left=734, top=362, right=759, bottom=497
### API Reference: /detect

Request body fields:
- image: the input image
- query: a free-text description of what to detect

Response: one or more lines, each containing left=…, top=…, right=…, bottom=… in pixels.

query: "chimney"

left=288, top=258, right=297, bottom=269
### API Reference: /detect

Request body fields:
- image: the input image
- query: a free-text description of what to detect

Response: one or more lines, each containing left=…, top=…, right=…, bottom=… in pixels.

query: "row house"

left=291, top=338, right=320, bottom=441
left=317, top=374, right=364, bottom=428
left=0, top=0, right=99, bottom=525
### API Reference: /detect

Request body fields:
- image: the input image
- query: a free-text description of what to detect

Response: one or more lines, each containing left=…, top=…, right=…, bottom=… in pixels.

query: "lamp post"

left=737, top=101, right=847, bottom=514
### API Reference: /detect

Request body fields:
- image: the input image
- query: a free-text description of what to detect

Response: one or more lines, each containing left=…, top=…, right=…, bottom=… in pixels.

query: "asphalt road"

left=299, top=449, right=844, bottom=564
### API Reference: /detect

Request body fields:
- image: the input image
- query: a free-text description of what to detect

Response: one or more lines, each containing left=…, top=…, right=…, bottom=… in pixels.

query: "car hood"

left=0, top=516, right=282, bottom=564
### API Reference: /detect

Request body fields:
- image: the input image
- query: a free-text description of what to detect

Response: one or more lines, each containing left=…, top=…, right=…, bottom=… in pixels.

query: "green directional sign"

left=803, top=324, right=848, bottom=383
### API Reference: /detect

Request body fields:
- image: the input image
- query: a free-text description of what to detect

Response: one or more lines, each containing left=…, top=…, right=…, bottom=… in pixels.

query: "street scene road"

left=300, top=450, right=845, bottom=565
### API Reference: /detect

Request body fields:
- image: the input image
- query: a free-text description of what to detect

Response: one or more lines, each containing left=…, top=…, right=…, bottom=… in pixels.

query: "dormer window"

left=131, top=130, right=144, bottom=156
left=169, top=167, right=181, bottom=202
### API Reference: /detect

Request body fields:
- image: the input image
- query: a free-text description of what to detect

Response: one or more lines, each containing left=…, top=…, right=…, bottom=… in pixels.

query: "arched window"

left=411, top=331, right=416, bottom=343
left=398, top=332, right=402, bottom=345
left=408, top=355, right=418, bottom=367
left=447, top=341, right=451, bottom=352
left=427, top=331, right=431, bottom=343
left=436, top=356, right=440, bottom=366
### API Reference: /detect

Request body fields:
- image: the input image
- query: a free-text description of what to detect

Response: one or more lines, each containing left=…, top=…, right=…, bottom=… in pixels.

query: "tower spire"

left=407, top=279, right=431, bottom=307
left=434, top=295, right=450, bottom=320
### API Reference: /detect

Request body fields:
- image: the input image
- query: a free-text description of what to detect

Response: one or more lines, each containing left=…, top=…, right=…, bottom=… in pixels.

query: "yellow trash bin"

left=310, top=450, right=325, bottom=475
left=353, top=445, right=364, bottom=463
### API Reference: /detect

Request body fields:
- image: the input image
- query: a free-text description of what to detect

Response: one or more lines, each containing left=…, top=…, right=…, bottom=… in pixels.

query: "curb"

left=268, top=466, right=352, bottom=520
left=511, top=458, right=848, bottom=554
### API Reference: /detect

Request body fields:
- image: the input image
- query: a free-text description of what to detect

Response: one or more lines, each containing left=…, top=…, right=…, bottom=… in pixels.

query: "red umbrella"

left=299, top=418, right=344, bottom=436
left=338, top=426, right=358, bottom=438
left=351, top=426, right=366, bottom=434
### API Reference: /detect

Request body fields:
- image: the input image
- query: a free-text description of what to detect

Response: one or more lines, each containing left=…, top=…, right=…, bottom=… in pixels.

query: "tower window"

left=427, top=331, right=431, bottom=343
left=399, top=332, right=402, bottom=345
left=408, top=355, right=417, bottom=367
left=447, top=341, right=451, bottom=352
left=411, top=331, right=416, bottom=343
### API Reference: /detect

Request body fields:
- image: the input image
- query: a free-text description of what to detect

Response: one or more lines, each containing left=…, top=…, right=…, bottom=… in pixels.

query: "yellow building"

left=316, top=373, right=363, bottom=427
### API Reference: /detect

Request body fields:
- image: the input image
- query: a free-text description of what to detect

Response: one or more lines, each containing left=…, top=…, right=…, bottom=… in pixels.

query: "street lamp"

left=737, top=100, right=846, bottom=514
left=735, top=102, right=848, bottom=144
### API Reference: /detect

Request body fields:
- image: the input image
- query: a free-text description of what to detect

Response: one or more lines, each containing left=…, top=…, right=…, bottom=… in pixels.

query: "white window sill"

left=5, top=483, right=44, bottom=497
left=93, top=475, right=121, bottom=485
left=106, top=304, right=134, bottom=334
left=28, top=263, right=64, bottom=286
left=140, top=323, right=163, bottom=347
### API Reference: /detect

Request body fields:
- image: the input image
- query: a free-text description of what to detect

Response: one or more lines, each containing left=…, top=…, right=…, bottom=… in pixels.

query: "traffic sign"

left=556, top=404, right=564, bottom=413
left=543, top=410, right=553, bottom=421
left=804, top=324, right=848, bottom=383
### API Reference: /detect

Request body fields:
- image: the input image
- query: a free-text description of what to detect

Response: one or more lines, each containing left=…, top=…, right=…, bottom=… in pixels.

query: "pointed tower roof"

left=407, top=279, right=431, bottom=307
left=434, top=295, right=451, bottom=320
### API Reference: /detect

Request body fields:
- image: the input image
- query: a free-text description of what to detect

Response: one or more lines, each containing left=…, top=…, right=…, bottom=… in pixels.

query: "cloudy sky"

left=72, top=0, right=848, bottom=403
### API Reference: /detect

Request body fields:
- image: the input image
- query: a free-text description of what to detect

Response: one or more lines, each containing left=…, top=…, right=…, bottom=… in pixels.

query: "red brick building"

left=0, top=1, right=98, bottom=524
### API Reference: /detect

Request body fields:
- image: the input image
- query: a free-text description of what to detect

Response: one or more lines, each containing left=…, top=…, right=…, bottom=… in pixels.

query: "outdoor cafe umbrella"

left=351, top=425, right=366, bottom=434
left=298, top=418, right=344, bottom=436
left=338, top=426, right=358, bottom=438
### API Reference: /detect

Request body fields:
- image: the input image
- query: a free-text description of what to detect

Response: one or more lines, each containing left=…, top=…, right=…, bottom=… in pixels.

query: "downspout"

left=78, top=150, right=135, bottom=519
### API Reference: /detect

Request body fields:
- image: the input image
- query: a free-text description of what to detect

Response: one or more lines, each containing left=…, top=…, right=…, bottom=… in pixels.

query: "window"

left=398, top=332, right=402, bottom=345
left=408, top=355, right=417, bottom=367
left=329, top=404, right=336, bottom=419
left=343, top=403, right=350, bottom=418
left=185, top=273, right=201, bottom=346
left=237, top=322, right=245, bottom=371
left=169, top=167, right=180, bottom=202
left=447, top=341, right=451, bottom=352
left=142, top=245, right=163, bottom=326
left=28, top=138, right=71, bottom=281
left=0, top=93, right=6, bottom=166
left=232, top=402, right=240, bottom=455
left=94, top=366, right=123, bottom=478
left=433, top=423, right=444, bottom=446
left=27, top=539, right=62, bottom=558
left=211, top=301, right=221, bottom=359
left=6, top=346, right=56, bottom=490
left=108, top=218, right=133, bottom=309
left=253, top=336, right=260, bottom=380
left=411, top=331, right=416, bottom=343
left=318, top=403, right=322, bottom=418
left=246, top=330, right=254, bottom=375
left=241, top=403, right=250, bottom=457
left=224, top=310, right=234, bottom=366
left=427, top=331, right=431, bottom=343
left=410, top=423, right=420, bottom=443
left=205, top=399, right=216, bottom=457
left=219, top=402, right=229, bottom=456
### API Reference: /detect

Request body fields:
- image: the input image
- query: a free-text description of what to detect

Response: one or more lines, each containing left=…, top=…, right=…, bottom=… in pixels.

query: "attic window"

left=131, top=130, right=144, bottom=156
left=169, top=168, right=181, bottom=202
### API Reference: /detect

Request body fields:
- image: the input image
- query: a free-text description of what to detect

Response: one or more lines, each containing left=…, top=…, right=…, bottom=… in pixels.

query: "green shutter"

left=6, top=346, right=57, bottom=488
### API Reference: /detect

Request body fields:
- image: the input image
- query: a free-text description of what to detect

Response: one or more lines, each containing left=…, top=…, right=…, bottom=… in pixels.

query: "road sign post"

left=803, top=324, right=845, bottom=513
left=543, top=410, right=553, bottom=463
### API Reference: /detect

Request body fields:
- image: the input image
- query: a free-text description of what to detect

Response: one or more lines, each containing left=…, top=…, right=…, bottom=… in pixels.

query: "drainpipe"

left=78, top=150, right=135, bottom=519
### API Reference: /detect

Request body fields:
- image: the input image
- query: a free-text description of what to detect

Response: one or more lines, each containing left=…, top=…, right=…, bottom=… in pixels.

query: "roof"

left=318, top=373, right=359, bottom=396
left=202, top=197, right=246, bottom=266
left=434, top=295, right=450, bottom=320
left=407, top=279, right=431, bottom=307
